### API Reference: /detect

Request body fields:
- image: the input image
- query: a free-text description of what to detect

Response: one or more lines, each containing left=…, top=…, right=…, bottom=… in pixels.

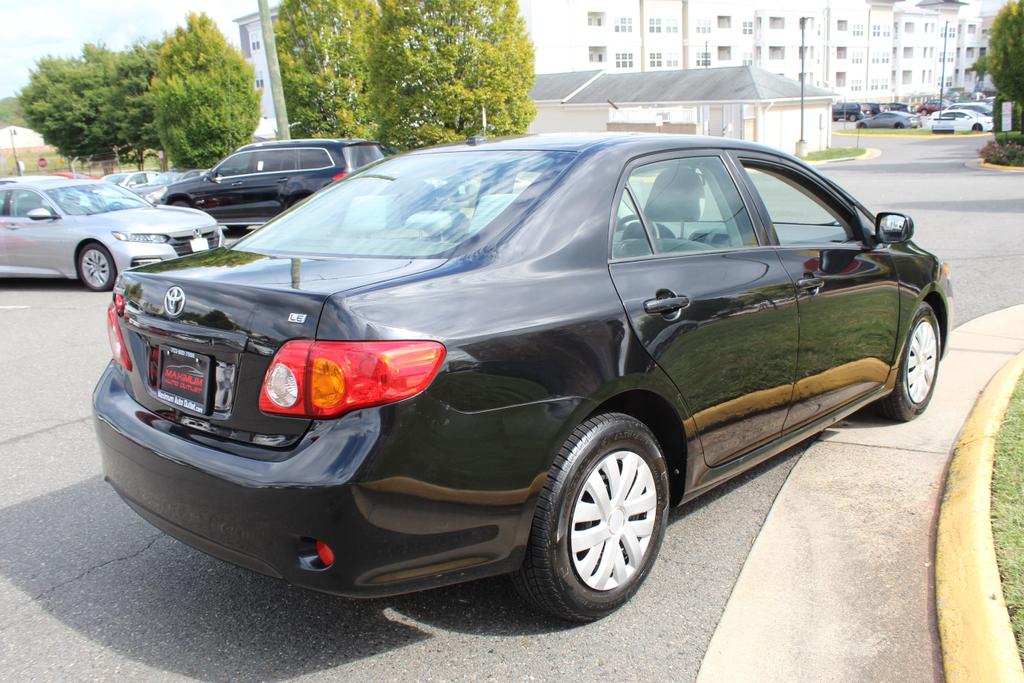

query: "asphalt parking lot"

left=1, top=133, right=1021, bottom=681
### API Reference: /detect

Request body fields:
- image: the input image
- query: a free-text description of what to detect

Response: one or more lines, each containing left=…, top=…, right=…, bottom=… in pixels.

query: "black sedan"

left=857, top=111, right=923, bottom=129
left=94, top=134, right=951, bottom=622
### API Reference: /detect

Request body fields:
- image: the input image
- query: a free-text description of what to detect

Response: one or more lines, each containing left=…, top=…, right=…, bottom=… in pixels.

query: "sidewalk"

left=697, top=304, right=1024, bottom=683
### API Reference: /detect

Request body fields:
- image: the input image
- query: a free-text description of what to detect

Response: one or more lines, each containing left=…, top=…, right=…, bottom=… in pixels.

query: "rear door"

left=608, top=152, right=799, bottom=467
left=732, top=153, right=900, bottom=430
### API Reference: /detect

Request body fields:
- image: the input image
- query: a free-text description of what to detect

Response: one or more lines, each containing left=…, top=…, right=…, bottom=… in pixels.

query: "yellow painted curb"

left=834, top=130, right=992, bottom=139
left=977, top=160, right=1024, bottom=173
left=936, top=350, right=1024, bottom=683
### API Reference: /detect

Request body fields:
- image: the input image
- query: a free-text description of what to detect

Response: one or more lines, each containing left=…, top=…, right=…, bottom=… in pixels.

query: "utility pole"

left=938, top=20, right=949, bottom=112
left=9, top=128, right=20, bottom=176
left=258, top=0, right=290, bottom=140
left=797, top=17, right=809, bottom=156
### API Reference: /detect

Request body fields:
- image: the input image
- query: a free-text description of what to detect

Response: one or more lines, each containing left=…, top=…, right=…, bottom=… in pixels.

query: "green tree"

left=152, top=12, right=261, bottom=167
left=18, top=45, right=120, bottom=160
left=368, top=0, right=535, bottom=149
left=989, top=0, right=1024, bottom=132
left=104, top=42, right=162, bottom=168
left=276, top=0, right=378, bottom=139
left=0, top=97, right=27, bottom=127
left=967, top=54, right=989, bottom=84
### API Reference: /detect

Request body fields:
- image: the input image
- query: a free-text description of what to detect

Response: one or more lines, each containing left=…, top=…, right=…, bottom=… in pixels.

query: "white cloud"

left=1, top=1, right=258, bottom=98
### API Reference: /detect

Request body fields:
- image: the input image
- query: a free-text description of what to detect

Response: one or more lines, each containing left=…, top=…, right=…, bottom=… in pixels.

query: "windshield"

left=45, top=183, right=151, bottom=215
left=103, top=173, right=127, bottom=184
left=235, top=150, right=574, bottom=258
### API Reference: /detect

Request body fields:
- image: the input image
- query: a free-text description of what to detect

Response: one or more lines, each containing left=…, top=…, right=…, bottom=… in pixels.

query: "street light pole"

left=797, top=17, right=809, bottom=156
left=938, top=20, right=949, bottom=111
left=258, top=0, right=290, bottom=140
left=9, top=128, right=20, bottom=176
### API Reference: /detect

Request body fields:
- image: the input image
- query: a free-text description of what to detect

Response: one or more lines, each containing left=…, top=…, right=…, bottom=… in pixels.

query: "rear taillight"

left=106, top=303, right=132, bottom=370
left=258, top=340, right=446, bottom=419
left=332, top=170, right=348, bottom=182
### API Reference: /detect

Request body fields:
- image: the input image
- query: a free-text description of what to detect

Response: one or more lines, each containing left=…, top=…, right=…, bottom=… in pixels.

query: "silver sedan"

left=0, top=177, right=224, bottom=291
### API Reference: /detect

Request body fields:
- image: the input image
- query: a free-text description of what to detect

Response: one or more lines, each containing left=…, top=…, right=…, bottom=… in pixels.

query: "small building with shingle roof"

left=529, top=65, right=835, bottom=154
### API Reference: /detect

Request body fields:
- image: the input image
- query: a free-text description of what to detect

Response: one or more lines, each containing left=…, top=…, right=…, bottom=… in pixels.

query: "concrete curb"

left=965, top=158, right=1024, bottom=173
left=834, top=130, right=991, bottom=139
left=804, top=147, right=881, bottom=166
left=936, top=350, right=1024, bottom=683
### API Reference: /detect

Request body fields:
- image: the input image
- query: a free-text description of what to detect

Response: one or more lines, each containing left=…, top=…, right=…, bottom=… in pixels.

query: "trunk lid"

left=117, top=247, right=444, bottom=449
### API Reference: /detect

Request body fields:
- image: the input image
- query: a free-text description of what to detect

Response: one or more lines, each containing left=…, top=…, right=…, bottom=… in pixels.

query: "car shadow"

left=0, top=440, right=809, bottom=680
left=0, top=278, right=92, bottom=292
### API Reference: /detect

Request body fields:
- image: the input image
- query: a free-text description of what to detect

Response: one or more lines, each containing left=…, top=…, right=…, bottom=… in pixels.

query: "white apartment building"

left=521, top=0, right=1007, bottom=103
left=235, top=8, right=279, bottom=120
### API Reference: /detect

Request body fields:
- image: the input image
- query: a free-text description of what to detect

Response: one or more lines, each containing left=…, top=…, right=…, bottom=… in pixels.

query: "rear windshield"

left=234, top=150, right=573, bottom=258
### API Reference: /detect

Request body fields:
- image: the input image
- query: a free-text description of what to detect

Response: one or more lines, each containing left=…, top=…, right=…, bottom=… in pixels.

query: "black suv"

left=831, top=102, right=863, bottom=121
left=162, top=139, right=386, bottom=227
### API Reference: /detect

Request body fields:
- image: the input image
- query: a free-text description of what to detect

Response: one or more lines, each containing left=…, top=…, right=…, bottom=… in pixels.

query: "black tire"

left=847, top=115, right=857, bottom=122
left=76, top=242, right=116, bottom=292
left=170, top=199, right=190, bottom=207
left=878, top=302, right=941, bottom=421
left=511, top=412, right=670, bottom=622
left=972, top=123, right=982, bottom=132
left=857, top=122, right=866, bottom=129
left=894, top=122, right=904, bottom=129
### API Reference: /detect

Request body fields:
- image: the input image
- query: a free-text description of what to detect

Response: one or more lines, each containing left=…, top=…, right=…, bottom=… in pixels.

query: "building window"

left=902, top=70, right=912, bottom=85
left=966, top=47, right=975, bottom=58
left=587, top=12, right=605, bottom=27
left=742, top=21, right=753, bottom=35
left=718, top=15, right=732, bottom=29
left=968, top=23, right=976, bottom=34
left=871, top=24, right=881, bottom=37
left=883, top=25, right=891, bottom=37
left=589, top=46, right=606, bottom=63
left=666, top=52, right=680, bottom=67
left=649, top=52, right=663, bottom=68
left=903, top=47, right=913, bottom=59
left=769, top=46, right=784, bottom=60
left=614, top=52, right=634, bottom=69
left=881, top=78, right=889, bottom=89
left=837, top=20, right=848, bottom=31
left=904, top=22, right=914, bottom=33
left=665, top=17, right=680, bottom=33
left=851, top=79, right=862, bottom=92
left=615, top=17, right=633, bottom=33
left=769, top=17, right=784, bottom=30
left=852, top=51, right=863, bottom=64
left=649, top=17, right=662, bottom=33
left=251, top=39, right=261, bottom=51
left=255, top=75, right=264, bottom=89
left=925, top=23, right=933, bottom=33
left=945, top=76, right=952, bottom=87
left=836, top=46, right=847, bottom=59
left=695, top=19, right=711, bottom=34
left=742, top=52, right=753, bottom=66
left=697, top=51, right=711, bottom=67
left=870, top=78, right=879, bottom=90
left=835, top=71, right=846, bottom=87
left=718, top=46, right=732, bottom=61
left=853, top=24, right=864, bottom=37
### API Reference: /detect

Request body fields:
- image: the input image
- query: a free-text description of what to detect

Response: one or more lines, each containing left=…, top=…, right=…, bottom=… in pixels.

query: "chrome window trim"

left=213, top=147, right=337, bottom=179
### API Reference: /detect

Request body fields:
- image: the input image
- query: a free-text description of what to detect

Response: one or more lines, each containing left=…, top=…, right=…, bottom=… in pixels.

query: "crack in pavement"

left=0, top=417, right=93, bottom=450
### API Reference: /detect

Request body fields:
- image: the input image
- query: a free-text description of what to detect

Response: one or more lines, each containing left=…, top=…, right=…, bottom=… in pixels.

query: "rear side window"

left=297, top=148, right=333, bottom=170
left=624, top=156, right=758, bottom=254
left=343, top=145, right=385, bottom=170
left=235, top=150, right=573, bottom=258
left=612, top=191, right=653, bottom=259
left=742, top=164, right=854, bottom=244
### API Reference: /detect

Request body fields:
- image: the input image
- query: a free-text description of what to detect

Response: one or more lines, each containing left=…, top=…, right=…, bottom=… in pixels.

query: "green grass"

left=993, top=374, right=1024, bottom=663
left=801, top=147, right=868, bottom=162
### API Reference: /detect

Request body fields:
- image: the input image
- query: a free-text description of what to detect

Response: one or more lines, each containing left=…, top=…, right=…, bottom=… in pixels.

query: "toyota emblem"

left=164, top=286, right=186, bottom=318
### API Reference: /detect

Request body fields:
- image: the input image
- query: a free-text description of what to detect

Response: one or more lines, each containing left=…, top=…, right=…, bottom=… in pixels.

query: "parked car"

left=945, top=101, right=992, bottom=116
left=102, top=171, right=162, bottom=190
left=94, top=134, right=952, bottom=621
left=161, top=139, right=387, bottom=227
left=125, top=172, right=185, bottom=204
left=0, top=177, right=223, bottom=291
left=917, top=99, right=951, bottom=114
left=882, top=102, right=911, bottom=113
left=47, top=172, right=99, bottom=180
left=860, top=102, right=883, bottom=117
left=175, top=169, right=206, bottom=182
left=931, top=109, right=994, bottom=133
left=857, top=111, right=922, bottom=129
left=832, top=102, right=863, bottom=121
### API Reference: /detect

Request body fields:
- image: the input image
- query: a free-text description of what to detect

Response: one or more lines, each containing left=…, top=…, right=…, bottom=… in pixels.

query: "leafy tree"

left=152, top=12, right=261, bottom=167
left=967, top=54, right=989, bottom=84
left=19, top=45, right=120, bottom=160
left=104, top=42, right=162, bottom=168
left=368, top=0, right=535, bottom=149
left=0, top=97, right=27, bottom=127
left=989, top=0, right=1024, bottom=132
left=276, top=0, right=378, bottom=139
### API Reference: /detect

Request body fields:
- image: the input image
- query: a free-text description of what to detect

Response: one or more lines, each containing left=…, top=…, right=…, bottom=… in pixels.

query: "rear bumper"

left=92, top=365, right=537, bottom=597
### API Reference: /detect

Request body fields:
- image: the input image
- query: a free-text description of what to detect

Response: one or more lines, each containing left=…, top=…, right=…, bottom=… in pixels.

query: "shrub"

left=979, top=138, right=1024, bottom=166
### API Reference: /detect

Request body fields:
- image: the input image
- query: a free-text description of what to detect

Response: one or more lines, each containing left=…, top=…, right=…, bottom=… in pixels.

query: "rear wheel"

left=857, top=122, right=866, bottom=129
left=77, top=243, right=116, bottom=291
left=878, top=302, right=940, bottom=421
left=894, top=122, right=905, bottom=129
left=170, top=199, right=190, bottom=207
left=512, top=412, right=669, bottom=622
left=972, top=123, right=982, bottom=132
left=847, top=114, right=857, bottom=122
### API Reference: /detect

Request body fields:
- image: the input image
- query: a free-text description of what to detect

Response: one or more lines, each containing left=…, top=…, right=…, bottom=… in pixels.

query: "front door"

left=1, top=189, right=70, bottom=277
left=608, top=153, right=799, bottom=467
left=733, top=154, right=900, bottom=430
left=192, top=152, right=254, bottom=223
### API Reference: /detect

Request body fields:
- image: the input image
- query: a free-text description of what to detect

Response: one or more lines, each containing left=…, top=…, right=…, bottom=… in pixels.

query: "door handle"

left=796, top=277, right=825, bottom=295
left=276, top=177, right=289, bottom=183
left=230, top=181, right=244, bottom=186
left=643, top=294, right=691, bottom=315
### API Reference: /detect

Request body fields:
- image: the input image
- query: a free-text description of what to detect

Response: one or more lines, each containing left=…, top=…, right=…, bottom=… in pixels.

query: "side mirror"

left=26, top=207, right=57, bottom=221
left=210, top=172, right=222, bottom=183
left=875, top=212, right=914, bottom=244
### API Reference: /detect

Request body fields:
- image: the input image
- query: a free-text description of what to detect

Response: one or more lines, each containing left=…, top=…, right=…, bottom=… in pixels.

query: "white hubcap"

left=907, top=319, right=938, bottom=404
left=81, top=249, right=110, bottom=288
left=570, top=450, right=658, bottom=591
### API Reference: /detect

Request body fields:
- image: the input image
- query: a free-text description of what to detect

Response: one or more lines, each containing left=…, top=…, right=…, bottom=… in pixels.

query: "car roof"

left=0, top=176, right=102, bottom=189
left=408, top=132, right=779, bottom=156
left=236, top=138, right=380, bottom=151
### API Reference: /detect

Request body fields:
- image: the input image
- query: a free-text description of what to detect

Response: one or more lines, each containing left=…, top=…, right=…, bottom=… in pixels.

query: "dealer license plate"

left=157, top=345, right=211, bottom=413
left=190, top=236, right=210, bottom=252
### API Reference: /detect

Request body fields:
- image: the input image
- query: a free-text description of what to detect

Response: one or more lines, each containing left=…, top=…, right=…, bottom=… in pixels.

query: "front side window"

left=622, top=156, right=758, bottom=255
left=742, top=164, right=855, bottom=244
left=8, top=190, right=48, bottom=217
left=44, top=183, right=150, bottom=216
left=215, top=153, right=252, bottom=177
left=235, top=151, right=573, bottom=259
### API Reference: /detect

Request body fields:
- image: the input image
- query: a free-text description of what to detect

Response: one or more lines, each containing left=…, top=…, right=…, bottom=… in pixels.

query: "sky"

left=0, top=1, right=260, bottom=99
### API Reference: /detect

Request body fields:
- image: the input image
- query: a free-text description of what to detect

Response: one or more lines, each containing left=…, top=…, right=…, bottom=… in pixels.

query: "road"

left=0, top=134, right=1021, bottom=681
